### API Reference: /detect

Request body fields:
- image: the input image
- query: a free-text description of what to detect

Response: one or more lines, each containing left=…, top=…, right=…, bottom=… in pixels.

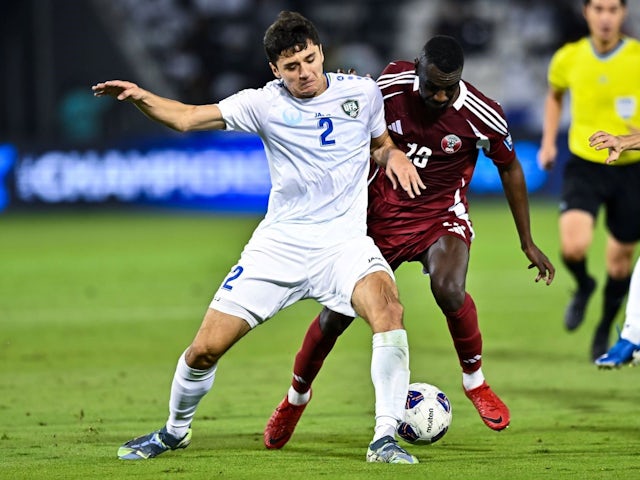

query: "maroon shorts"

left=367, top=203, right=474, bottom=271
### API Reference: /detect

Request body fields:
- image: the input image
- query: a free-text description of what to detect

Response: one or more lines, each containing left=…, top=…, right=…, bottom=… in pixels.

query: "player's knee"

left=562, top=248, right=587, bottom=263
left=608, top=263, right=632, bottom=279
left=560, top=234, right=592, bottom=261
left=432, top=280, right=465, bottom=312
left=185, top=344, right=223, bottom=370
left=382, top=300, right=404, bottom=329
left=363, top=299, right=404, bottom=333
left=606, top=247, right=636, bottom=277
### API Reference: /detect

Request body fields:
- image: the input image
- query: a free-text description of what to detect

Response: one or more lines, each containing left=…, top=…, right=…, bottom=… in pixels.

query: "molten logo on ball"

left=397, top=382, right=452, bottom=445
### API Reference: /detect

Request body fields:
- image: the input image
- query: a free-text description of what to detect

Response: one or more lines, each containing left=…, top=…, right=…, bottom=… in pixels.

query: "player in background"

left=93, top=11, right=427, bottom=464
left=537, top=0, right=640, bottom=360
left=589, top=130, right=640, bottom=368
left=264, top=35, right=555, bottom=450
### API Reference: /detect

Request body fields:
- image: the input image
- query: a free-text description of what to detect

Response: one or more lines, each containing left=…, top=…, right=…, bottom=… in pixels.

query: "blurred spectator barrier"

left=3, top=133, right=550, bottom=214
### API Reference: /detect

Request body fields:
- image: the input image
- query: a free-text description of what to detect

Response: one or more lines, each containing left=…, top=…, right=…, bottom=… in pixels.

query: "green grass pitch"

left=1, top=200, right=638, bottom=479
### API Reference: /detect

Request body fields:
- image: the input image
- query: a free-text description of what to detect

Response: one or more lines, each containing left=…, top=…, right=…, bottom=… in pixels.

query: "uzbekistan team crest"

left=441, top=134, right=462, bottom=154
left=341, top=99, right=359, bottom=118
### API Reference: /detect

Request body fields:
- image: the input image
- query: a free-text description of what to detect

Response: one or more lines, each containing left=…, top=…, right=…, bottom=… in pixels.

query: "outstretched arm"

left=370, top=130, right=426, bottom=199
left=589, top=130, right=640, bottom=164
left=92, top=80, right=226, bottom=132
left=498, top=157, right=555, bottom=285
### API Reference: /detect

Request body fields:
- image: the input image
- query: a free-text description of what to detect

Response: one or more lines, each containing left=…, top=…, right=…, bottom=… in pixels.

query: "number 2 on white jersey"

left=222, top=265, right=244, bottom=290
left=318, top=118, right=336, bottom=146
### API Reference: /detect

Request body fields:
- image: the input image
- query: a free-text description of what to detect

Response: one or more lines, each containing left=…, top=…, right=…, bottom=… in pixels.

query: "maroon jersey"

left=368, top=60, right=516, bottom=269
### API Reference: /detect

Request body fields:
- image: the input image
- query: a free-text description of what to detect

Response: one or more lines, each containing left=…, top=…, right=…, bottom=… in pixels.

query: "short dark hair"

left=263, top=11, right=321, bottom=64
left=583, top=0, right=626, bottom=5
left=417, top=35, right=464, bottom=74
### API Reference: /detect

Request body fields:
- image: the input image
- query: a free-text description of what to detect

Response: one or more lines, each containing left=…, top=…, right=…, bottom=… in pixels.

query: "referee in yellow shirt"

left=538, top=0, right=640, bottom=361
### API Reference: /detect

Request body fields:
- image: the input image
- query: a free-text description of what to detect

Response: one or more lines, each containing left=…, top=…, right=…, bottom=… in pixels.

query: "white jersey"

left=218, top=73, right=386, bottom=246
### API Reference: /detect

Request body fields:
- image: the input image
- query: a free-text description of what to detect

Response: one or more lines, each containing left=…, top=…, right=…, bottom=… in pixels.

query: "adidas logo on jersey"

left=387, top=119, right=403, bottom=135
left=463, top=354, right=482, bottom=365
left=443, top=221, right=466, bottom=237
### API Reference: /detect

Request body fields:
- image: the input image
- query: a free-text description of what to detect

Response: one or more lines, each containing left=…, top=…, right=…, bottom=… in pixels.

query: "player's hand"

left=536, top=144, right=557, bottom=171
left=588, top=130, right=621, bottom=164
left=524, top=245, right=555, bottom=286
left=385, top=152, right=426, bottom=199
left=92, top=80, right=147, bottom=103
left=336, top=68, right=371, bottom=78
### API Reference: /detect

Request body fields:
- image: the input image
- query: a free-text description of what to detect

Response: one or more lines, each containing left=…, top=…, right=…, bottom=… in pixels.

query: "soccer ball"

left=397, top=382, right=452, bottom=445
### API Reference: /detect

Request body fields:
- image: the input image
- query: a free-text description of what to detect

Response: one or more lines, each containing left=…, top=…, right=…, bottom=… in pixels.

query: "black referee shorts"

left=560, top=154, right=640, bottom=243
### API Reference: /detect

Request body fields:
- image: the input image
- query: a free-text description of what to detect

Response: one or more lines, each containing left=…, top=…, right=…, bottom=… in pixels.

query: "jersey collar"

left=452, top=80, right=467, bottom=110
left=590, top=37, right=626, bottom=60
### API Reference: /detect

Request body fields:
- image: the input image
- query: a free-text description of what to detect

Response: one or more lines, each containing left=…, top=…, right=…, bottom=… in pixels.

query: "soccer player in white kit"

left=589, top=130, right=640, bottom=368
left=92, top=11, right=426, bottom=463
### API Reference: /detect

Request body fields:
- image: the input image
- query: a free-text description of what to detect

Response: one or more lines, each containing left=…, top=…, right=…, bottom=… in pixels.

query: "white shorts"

left=209, top=233, right=393, bottom=328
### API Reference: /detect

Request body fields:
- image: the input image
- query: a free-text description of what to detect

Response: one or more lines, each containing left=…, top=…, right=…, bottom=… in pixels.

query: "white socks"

left=166, top=351, right=217, bottom=439
left=288, top=385, right=311, bottom=406
left=462, top=367, right=485, bottom=391
left=371, top=329, right=410, bottom=442
left=621, top=262, right=640, bottom=345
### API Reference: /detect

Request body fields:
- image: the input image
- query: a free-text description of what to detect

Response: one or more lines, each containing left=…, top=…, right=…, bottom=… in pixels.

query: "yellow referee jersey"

left=548, top=36, right=640, bottom=165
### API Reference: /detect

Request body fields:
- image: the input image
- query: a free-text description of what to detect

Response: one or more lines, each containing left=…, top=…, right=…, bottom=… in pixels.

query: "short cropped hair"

left=263, top=11, right=321, bottom=64
left=417, top=35, right=464, bottom=74
left=583, top=0, right=626, bottom=5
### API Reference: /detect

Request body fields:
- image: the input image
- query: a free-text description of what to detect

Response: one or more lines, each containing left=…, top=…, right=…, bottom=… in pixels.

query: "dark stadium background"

left=2, top=0, right=638, bottom=214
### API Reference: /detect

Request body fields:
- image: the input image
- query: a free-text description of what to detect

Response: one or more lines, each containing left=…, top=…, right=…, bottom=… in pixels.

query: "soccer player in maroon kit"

left=264, top=35, right=555, bottom=449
